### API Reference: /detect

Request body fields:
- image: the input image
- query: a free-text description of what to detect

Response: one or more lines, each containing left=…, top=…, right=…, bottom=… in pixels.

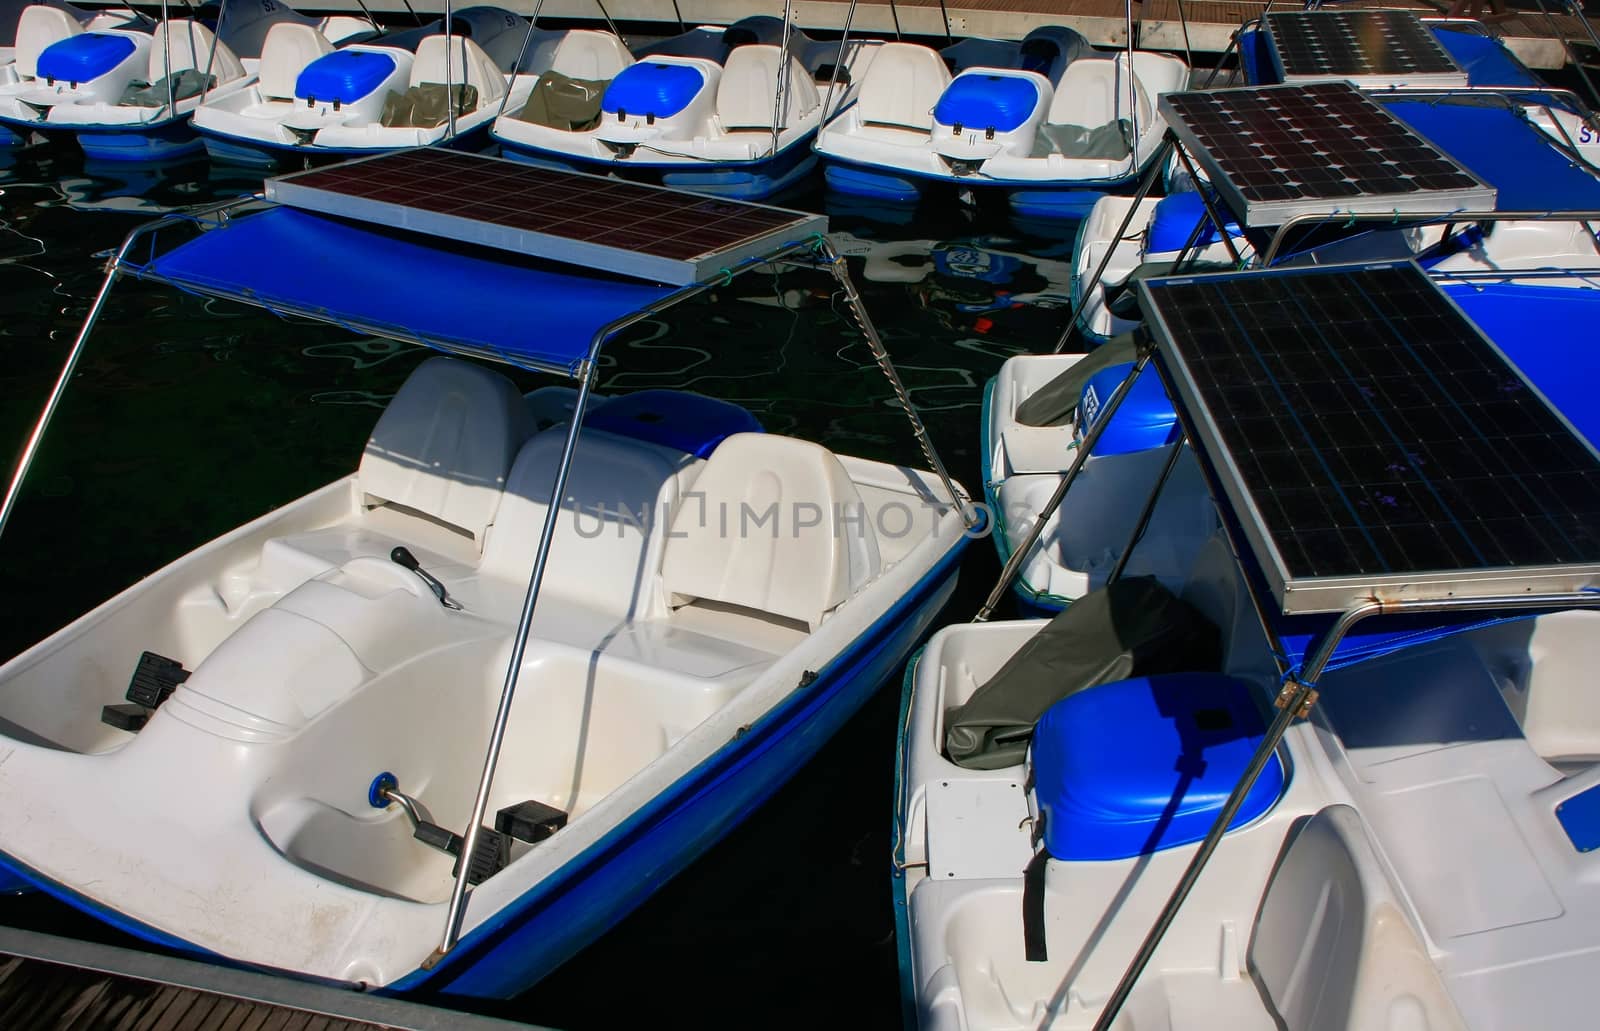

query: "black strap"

left=1023, top=846, right=1050, bottom=962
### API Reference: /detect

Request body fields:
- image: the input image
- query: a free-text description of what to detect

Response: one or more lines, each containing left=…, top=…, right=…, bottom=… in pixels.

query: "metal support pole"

left=974, top=349, right=1153, bottom=621
left=821, top=0, right=859, bottom=124
left=819, top=241, right=974, bottom=527
left=669, top=0, right=685, bottom=34
left=592, top=0, right=621, bottom=42
left=938, top=0, right=954, bottom=44
left=1172, top=146, right=1242, bottom=266
left=445, top=0, right=456, bottom=141
left=888, top=0, right=902, bottom=40
left=1090, top=589, right=1600, bottom=1029
left=771, top=0, right=795, bottom=159
left=429, top=357, right=601, bottom=963
left=495, top=0, right=548, bottom=120
left=162, top=0, right=175, bottom=116
left=1106, top=436, right=1186, bottom=586
left=0, top=251, right=131, bottom=545
left=1123, top=0, right=1137, bottom=170
left=1051, top=136, right=1172, bottom=354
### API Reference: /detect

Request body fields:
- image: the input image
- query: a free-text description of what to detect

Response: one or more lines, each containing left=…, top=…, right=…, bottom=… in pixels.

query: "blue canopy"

left=1430, top=27, right=1544, bottom=89
left=1386, top=100, right=1600, bottom=212
left=125, top=207, right=679, bottom=377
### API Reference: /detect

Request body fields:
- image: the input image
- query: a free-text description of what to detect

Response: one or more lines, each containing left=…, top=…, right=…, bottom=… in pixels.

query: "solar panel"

left=263, top=149, right=827, bottom=286
left=1139, top=261, right=1600, bottom=615
left=1159, top=83, right=1496, bottom=225
left=1265, top=11, right=1467, bottom=89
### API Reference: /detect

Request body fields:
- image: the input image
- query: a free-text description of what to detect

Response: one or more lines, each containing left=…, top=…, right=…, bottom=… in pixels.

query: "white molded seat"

left=1250, top=805, right=1466, bottom=1031
left=1048, top=55, right=1150, bottom=129
left=855, top=41, right=950, bottom=132
left=150, top=19, right=245, bottom=85
left=357, top=356, right=535, bottom=556
left=410, top=33, right=506, bottom=105
left=716, top=44, right=819, bottom=131
left=660, top=433, right=880, bottom=631
left=258, top=23, right=332, bottom=100
left=15, top=5, right=83, bottom=79
left=546, top=28, right=632, bottom=81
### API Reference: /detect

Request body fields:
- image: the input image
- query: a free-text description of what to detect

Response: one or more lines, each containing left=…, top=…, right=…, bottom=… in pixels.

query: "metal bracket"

left=1273, top=680, right=1319, bottom=717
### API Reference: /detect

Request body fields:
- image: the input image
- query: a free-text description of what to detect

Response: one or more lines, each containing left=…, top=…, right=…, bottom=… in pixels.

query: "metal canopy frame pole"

left=1090, top=588, right=1600, bottom=1030
left=1172, top=145, right=1243, bottom=266
left=431, top=351, right=601, bottom=964
left=162, top=0, right=175, bottom=116
left=495, top=0, right=549, bottom=121
left=1051, top=135, right=1173, bottom=354
left=445, top=0, right=456, bottom=141
left=1106, top=435, right=1187, bottom=585
left=817, top=239, right=973, bottom=527
left=1124, top=0, right=1138, bottom=170
left=0, top=228, right=150, bottom=544
left=821, top=0, right=860, bottom=124
left=1261, top=208, right=1600, bottom=266
left=771, top=0, right=796, bottom=159
left=974, top=346, right=1154, bottom=621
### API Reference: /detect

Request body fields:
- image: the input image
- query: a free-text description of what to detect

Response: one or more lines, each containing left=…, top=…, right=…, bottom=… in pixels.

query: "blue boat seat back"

left=1077, top=362, right=1180, bottom=456
left=586, top=389, right=763, bottom=459
left=1148, top=191, right=1245, bottom=254
left=933, top=72, right=1041, bottom=133
left=296, top=48, right=397, bottom=103
left=36, top=32, right=136, bottom=84
left=601, top=61, right=704, bottom=119
left=1031, top=672, right=1286, bottom=860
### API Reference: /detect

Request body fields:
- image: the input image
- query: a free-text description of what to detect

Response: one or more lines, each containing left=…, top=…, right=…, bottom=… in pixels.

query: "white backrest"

left=151, top=19, right=244, bottom=84
left=481, top=430, right=689, bottom=619
left=15, top=4, right=81, bottom=78
left=259, top=23, right=331, bottom=100
left=856, top=41, right=950, bottom=132
left=660, top=433, right=880, bottom=630
left=358, top=356, right=534, bottom=552
left=410, top=33, right=505, bottom=103
left=716, top=43, right=819, bottom=131
left=1047, top=55, right=1151, bottom=129
left=548, top=27, right=632, bottom=81
left=1250, top=805, right=1467, bottom=1031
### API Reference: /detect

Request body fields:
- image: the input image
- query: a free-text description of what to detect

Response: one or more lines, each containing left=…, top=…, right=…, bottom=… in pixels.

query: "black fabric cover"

left=943, top=576, right=1220, bottom=770
left=519, top=70, right=607, bottom=131
left=381, top=83, right=479, bottom=129
left=1012, top=332, right=1139, bottom=427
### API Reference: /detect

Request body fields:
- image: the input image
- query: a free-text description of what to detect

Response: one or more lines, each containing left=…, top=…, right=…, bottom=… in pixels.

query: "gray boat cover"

left=943, top=576, right=1220, bottom=769
left=381, top=83, right=479, bottom=128
left=1012, top=332, right=1138, bottom=427
left=520, top=70, right=607, bottom=131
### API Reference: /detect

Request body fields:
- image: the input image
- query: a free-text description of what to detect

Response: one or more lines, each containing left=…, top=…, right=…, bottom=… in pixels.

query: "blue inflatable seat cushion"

left=601, top=62, right=704, bottom=120
left=1077, top=361, right=1180, bottom=456
left=1147, top=191, right=1244, bottom=253
left=585, top=389, right=763, bottom=459
left=296, top=50, right=398, bottom=104
left=933, top=73, right=1041, bottom=134
left=1031, top=672, right=1286, bottom=861
left=36, top=33, right=137, bottom=85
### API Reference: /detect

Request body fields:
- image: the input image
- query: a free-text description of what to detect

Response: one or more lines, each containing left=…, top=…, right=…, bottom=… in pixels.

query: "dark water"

left=0, top=141, right=1083, bottom=1028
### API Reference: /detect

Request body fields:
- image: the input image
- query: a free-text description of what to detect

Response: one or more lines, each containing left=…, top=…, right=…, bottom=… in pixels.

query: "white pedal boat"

left=491, top=15, right=878, bottom=200
left=0, top=0, right=149, bottom=146
left=815, top=26, right=1187, bottom=218
left=897, top=259, right=1600, bottom=1030
left=0, top=0, right=316, bottom=161
left=193, top=5, right=533, bottom=166
left=0, top=153, right=977, bottom=997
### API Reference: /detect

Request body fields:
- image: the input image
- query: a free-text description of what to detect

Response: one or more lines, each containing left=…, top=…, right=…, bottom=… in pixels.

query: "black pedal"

left=100, top=703, right=149, bottom=732
left=413, top=821, right=463, bottom=856
left=126, top=651, right=190, bottom=710
left=453, top=827, right=510, bottom=886
left=495, top=800, right=568, bottom=844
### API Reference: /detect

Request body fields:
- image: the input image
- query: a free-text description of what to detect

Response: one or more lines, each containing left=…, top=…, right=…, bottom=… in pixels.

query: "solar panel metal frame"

left=1159, top=84, right=1497, bottom=227
left=1137, top=259, right=1600, bottom=616
left=1264, top=10, right=1468, bottom=89
left=263, top=150, right=828, bottom=287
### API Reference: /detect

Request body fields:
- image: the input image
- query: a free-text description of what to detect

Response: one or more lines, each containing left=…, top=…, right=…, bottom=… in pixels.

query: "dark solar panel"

left=1140, top=261, right=1600, bottom=615
left=1265, top=11, right=1466, bottom=89
left=1159, top=83, right=1495, bottom=225
left=263, top=149, right=827, bottom=286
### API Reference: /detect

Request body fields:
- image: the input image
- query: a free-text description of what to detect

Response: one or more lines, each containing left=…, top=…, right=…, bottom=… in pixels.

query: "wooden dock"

left=0, top=925, right=543, bottom=1031
left=290, top=0, right=1600, bottom=70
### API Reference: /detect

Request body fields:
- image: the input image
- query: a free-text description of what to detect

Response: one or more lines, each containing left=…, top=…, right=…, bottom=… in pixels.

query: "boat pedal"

left=100, top=651, right=192, bottom=732
left=412, top=821, right=463, bottom=856
left=495, top=800, right=567, bottom=845
left=454, top=827, right=510, bottom=886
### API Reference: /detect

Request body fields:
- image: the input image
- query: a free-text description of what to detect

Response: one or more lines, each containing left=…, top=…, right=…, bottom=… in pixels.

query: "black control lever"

left=390, top=546, right=463, bottom=610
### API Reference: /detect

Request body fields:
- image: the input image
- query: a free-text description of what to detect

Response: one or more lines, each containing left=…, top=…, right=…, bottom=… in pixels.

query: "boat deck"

left=293, top=0, right=1600, bottom=70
